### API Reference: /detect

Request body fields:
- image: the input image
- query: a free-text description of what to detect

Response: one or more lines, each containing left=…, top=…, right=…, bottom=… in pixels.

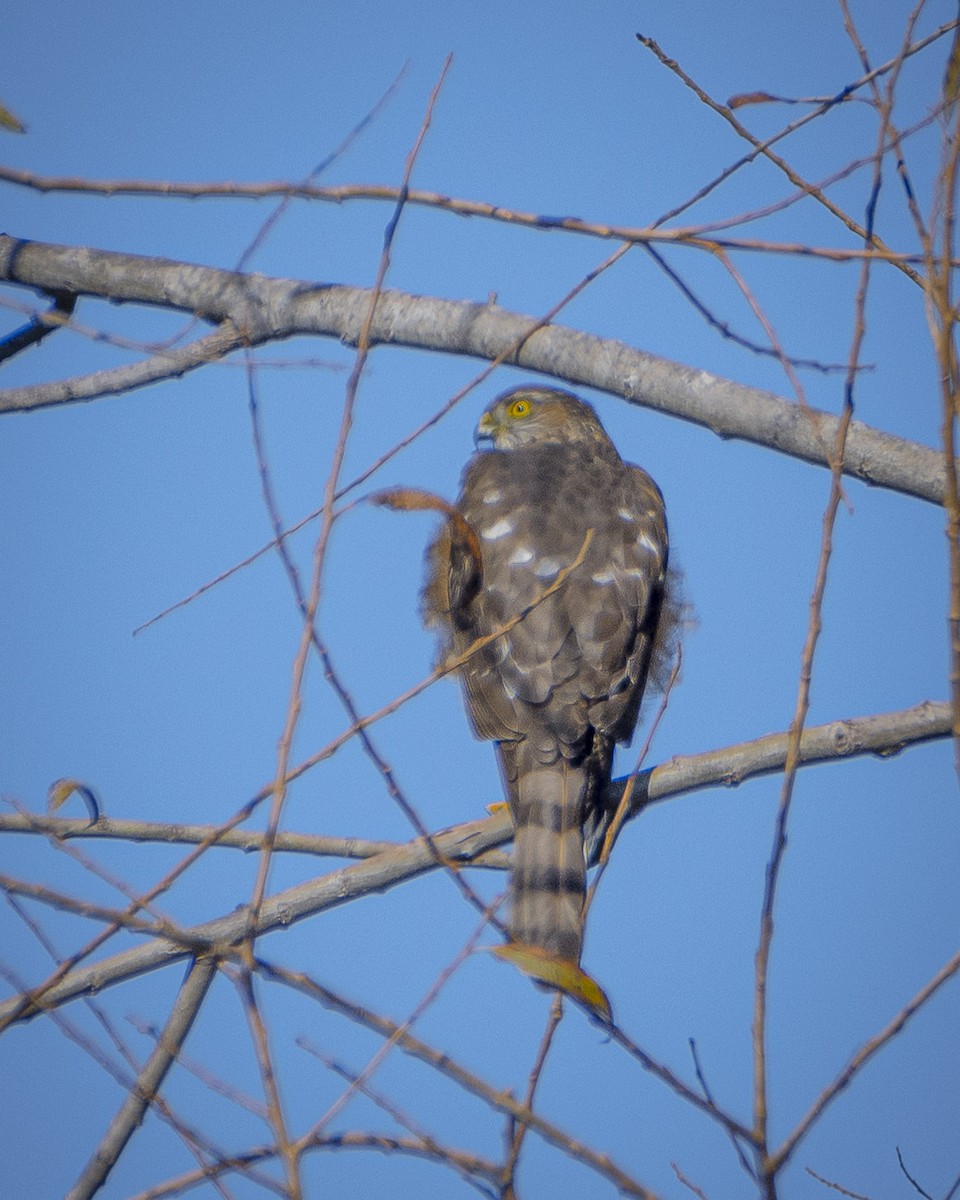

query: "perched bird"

left=424, top=385, right=674, bottom=965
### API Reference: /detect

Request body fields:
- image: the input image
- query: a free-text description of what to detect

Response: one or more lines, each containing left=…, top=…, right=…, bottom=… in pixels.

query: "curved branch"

left=0, top=700, right=948, bottom=1028
left=0, top=235, right=947, bottom=506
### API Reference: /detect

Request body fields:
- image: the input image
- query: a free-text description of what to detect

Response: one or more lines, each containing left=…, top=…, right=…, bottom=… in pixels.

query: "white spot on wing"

left=483, top=489, right=502, bottom=505
left=534, top=558, right=560, bottom=579
left=618, top=507, right=636, bottom=522
left=507, top=545, right=534, bottom=565
left=591, top=570, right=617, bottom=584
left=482, top=518, right=514, bottom=540
left=636, top=533, right=660, bottom=555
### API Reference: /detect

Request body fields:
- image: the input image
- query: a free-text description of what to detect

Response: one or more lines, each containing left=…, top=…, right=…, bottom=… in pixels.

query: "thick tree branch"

left=1, top=700, right=947, bottom=855
left=0, top=700, right=948, bottom=1028
left=628, top=698, right=950, bottom=814
left=0, top=235, right=947, bottom=506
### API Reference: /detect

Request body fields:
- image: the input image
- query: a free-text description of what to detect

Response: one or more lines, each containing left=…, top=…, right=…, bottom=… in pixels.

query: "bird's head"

left=474, top=386, right=612, bottom=451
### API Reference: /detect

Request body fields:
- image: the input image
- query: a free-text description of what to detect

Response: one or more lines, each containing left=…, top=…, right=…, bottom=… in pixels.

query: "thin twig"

left=501, top=992, right=565, bottom=1195
left=769, top=945, right=960, bottom=1173
left=751, top=15, right=895, bottom=1175
left=130, top=1012, right=267, bottom=1119
left=670, top=1162, right=710, bottom=1200
left=896, top=1146, right=935, bottom=1200
left=301, top=896, right=499, bottom=1139
left=644, top=244, right=857, bottom=372
left=604, top=1022, right=753, bottom=1145
left=0, top=810, right=511, bottom=866
left=65, top=956, right=217, bottom=1200
left=236, top=62, right=410, bottom=274
left=804, top=1167, right=873, bottom=1200
left=244, top=56, right=453, bottom=944
left=234, top=967, right=301, bottom=1197
left=634, top=31, right=941, bottom=286
left=126, top=1131, right=502, bottom=1200
left=688, top=1038, right=755, bottom=1179
left=257, top=959, right=661, bottom=1200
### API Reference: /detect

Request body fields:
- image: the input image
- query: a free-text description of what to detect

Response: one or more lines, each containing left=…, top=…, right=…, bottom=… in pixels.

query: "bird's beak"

left=474, top=409, right=498, bottom=449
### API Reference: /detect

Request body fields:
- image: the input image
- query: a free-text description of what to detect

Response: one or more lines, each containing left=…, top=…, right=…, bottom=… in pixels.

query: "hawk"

left=424, top=385, right=672, bottom=965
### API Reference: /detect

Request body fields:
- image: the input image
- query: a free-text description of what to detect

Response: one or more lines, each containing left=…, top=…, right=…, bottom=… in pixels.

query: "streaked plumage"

left=425, top=385, right=672, bottom=963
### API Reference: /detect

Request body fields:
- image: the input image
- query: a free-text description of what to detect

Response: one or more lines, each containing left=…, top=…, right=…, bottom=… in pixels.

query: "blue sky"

left=1, top=4, right=958, bottom=1198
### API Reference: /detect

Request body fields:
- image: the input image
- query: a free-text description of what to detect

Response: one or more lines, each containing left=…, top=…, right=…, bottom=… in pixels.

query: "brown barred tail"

left=509, top=761, right=587, bottom=963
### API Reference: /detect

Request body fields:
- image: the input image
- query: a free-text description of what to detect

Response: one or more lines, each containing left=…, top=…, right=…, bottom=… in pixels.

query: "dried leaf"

left=371, top=486, right=454, bottom=516
left=492, top=943, right=613, bottom=1024
left=945, top=23, right=960, bottom=108
left=728, top=91, right=778, bottom=110
left=371, top=486, right=482, bottom=583
left=47, top=778, right=101, bottom=824
left=0, top=101, right=26, bottom=133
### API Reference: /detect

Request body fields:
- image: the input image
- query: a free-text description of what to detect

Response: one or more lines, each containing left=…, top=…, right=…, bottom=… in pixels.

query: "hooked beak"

left=474, top=409, right=498, bottom=449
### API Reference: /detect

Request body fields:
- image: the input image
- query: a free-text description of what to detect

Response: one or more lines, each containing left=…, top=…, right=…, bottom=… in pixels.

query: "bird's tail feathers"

left=510, top=761, right=587, bottom=963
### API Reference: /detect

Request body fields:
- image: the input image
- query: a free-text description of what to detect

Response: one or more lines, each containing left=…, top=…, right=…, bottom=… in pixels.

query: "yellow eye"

left=508, top=398, right=531, bottom=419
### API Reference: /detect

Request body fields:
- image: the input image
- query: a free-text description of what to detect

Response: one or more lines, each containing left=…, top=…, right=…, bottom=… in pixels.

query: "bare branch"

left=233, top=967, right=301, bottom=1198
left=896, top=1147, right=935, bottom=1200
left=770, top=944, right=960, bottom=1172
left=501, top=993, right=565, bottom=1194
left=622, top=699, right=952, bottom=814
left=259, top=961, right=662, bottom=1200
left=130, top=1131, right=503, bottom=1200
left=0, top=814, right=514, bottom=1024
left=1, top=700, right=948, bottom=1027
left=302, top=1050, right=501, bottom=1194
left=5, top=696, right=944, bottom=869
left=804, top=1167, right=874, bottom=1200
left=0, top=236, right=948, bottom=505
left=0, top=814, right=410, bottom=857
left=635, top=32, right=932, bottom=285
left=66, top=955, right=217, bottom=1200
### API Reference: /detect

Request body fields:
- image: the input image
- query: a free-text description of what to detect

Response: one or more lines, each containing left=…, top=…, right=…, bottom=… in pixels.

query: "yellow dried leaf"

left=47, top=778, right=101, bottom=824
left=492, top=943, right=613, bottom=1024
left=0, top=101, right=26, bottom=133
